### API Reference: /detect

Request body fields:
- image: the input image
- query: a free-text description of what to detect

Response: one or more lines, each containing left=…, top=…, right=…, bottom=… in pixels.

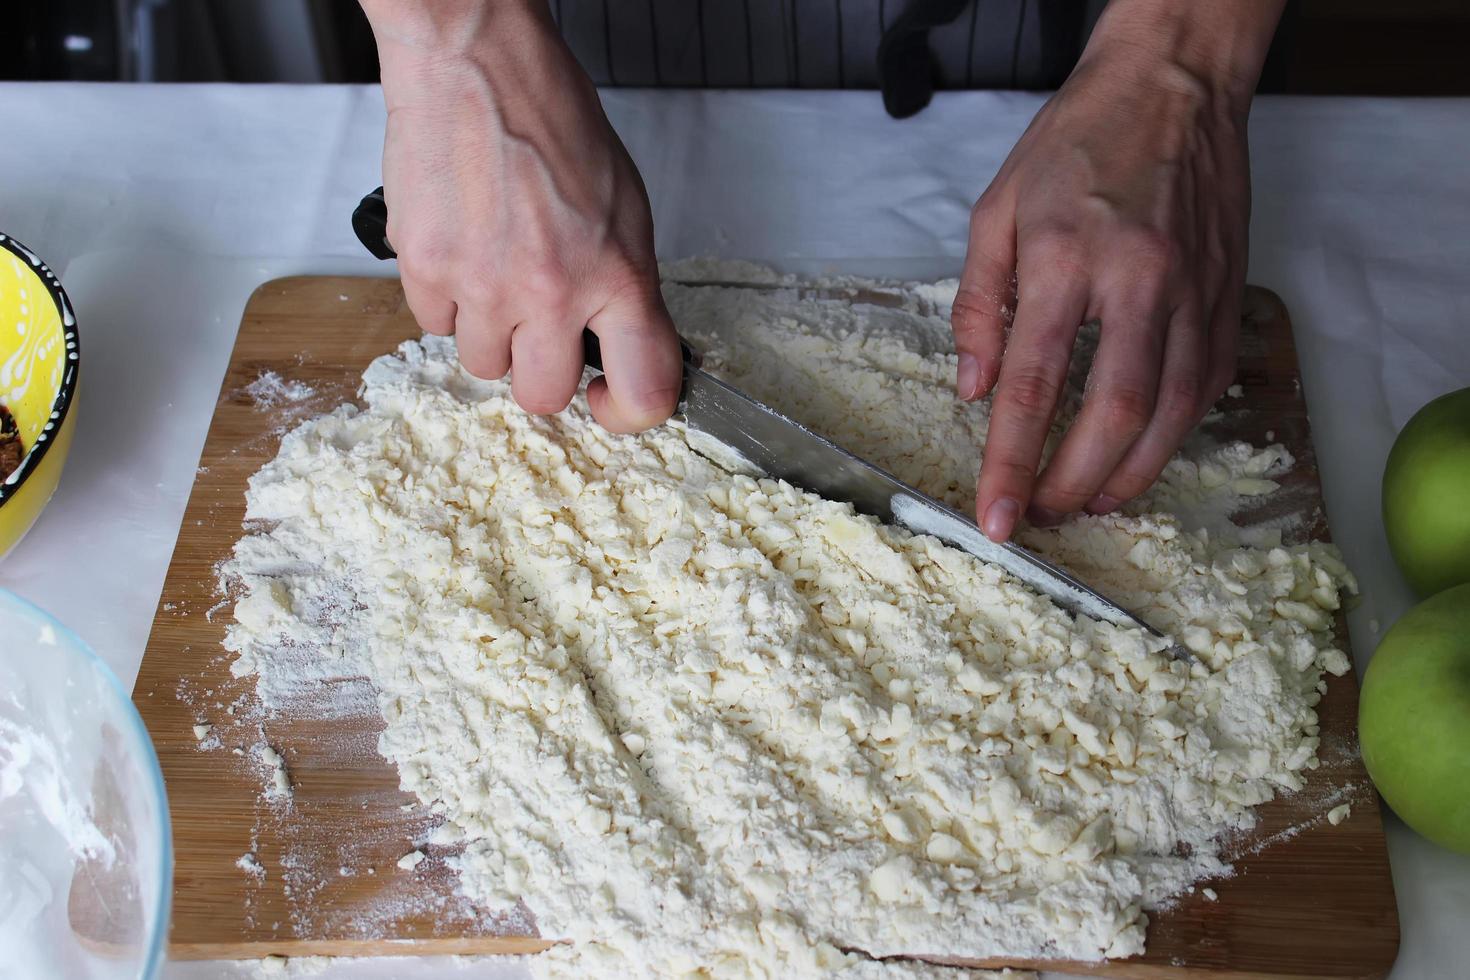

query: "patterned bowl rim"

left=0, top=233, right=81, bottom=507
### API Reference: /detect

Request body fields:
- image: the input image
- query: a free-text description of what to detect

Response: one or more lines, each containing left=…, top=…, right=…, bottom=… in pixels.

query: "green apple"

left=1383, top=385, right=1470, bottom=597
left=1359, top=582, right=1470, bottom=854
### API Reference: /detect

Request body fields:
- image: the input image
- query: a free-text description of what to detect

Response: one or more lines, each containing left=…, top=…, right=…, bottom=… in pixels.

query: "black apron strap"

left=1033, top=0, right=1085, bottom=90
left=877, top=0, right=972, bottom=118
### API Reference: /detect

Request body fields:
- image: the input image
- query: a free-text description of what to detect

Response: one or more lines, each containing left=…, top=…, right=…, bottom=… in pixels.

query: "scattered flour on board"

left=244, top=371, right=315, bottom=410
left=237, top=852, right=266, bottom=881
left=258, top=743, right=293, bottom=801
left=219, top=266, right=1359, bottom=977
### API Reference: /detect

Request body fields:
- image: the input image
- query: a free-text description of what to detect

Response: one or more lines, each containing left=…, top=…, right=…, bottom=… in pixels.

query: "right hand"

left=949, top=0, right=1277, bottom=542
left=363, top=0, right=682, bottom=432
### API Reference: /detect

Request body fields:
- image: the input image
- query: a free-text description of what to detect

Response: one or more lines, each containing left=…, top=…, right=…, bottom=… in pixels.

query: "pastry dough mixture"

left=224, top=268, right=1355, bottom=977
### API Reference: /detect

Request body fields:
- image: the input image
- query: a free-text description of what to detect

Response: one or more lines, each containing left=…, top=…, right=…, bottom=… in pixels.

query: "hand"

left=951, top=0, right=1284, bottom=541
left=362, top=0, right=681, bottom=432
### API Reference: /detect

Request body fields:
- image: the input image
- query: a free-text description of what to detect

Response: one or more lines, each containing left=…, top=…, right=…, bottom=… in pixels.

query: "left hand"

left=951, top=0, right=1283, bottom=542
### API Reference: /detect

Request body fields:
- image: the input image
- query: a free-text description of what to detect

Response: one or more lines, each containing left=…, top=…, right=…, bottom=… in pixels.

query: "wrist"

left=361, top=0, right=552, bottom=67
left=1079, top=0, right=1284, bottom=110
left=363, top=0, right=566, bottom=110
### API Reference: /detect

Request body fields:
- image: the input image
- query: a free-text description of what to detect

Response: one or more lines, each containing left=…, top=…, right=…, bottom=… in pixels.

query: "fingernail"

left=1027, top=504, right=1064, bottom=528
left=956, top=353, right=982, bottom=401
left=982, top=497, right=1020, bottom=542
left=1086, top=494, right=1122, bottom=515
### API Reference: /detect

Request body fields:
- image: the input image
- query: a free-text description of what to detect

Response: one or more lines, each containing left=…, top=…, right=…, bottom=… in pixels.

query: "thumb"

left=585, top=283, right=684, bottom=434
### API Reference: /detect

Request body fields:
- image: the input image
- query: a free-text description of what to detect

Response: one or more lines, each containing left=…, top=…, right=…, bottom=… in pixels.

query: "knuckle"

left=458, top=267, right=503, bottom=309
left=1037, top=478, right=1097, bottom=507
left=1094, top=386, right=1154, bottom=436
left=1023, top=226, right=1087, bottom=276
left=950, top=289, right=1004, bottom=337
left=395, top=241, right=455, bottom=286
left=1159, top=375, right=1204, bottom=424
left=1123, top=226, right=1175, bottom=270
left=985, top=457, right=1040, bottom=487
left=600, top=258, right=660, bottom=307
left=521, top=260, right=574, bottom=309
left=999, top=369, right=1060, bottom=416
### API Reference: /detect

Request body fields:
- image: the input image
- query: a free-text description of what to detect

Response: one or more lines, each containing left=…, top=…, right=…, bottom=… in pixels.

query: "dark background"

left=5, top=0, right=1468, bottom=94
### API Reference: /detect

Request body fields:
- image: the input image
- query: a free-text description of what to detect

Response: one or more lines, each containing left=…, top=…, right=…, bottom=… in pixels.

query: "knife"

left=352, top=188, right=1175, bottom=647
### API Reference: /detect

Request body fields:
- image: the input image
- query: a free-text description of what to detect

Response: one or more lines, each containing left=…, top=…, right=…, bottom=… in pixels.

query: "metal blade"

left=680, top=367, right=1170, bottom=643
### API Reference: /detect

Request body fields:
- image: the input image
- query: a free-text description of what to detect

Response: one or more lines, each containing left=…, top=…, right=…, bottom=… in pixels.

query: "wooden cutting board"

left=127, top=276, right=1399, bottom=976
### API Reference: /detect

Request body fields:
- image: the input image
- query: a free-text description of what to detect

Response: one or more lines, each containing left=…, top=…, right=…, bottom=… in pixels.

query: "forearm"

left=1080, top=0, right=1286, bottom=108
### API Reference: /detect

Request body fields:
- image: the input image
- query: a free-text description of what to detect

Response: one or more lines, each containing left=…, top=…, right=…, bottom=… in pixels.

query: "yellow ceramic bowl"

left=0, top=234, right=79, bottom=558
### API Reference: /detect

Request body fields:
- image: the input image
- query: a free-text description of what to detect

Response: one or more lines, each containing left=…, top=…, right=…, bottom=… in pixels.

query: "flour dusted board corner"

left=125, top=276, right=1399, bottom=976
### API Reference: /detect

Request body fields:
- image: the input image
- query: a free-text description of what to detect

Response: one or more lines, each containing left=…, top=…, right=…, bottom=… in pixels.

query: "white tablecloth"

left=0, top=83, right=1466, bottom=979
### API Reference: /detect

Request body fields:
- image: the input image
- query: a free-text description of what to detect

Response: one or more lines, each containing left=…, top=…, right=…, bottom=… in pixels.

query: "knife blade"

left=580, top=332, right=1171, bottom=645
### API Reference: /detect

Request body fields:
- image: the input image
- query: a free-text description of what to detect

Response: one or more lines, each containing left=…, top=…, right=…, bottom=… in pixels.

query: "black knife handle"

left=352, top=186, right=396, bottom=260
left=351, top=186, right=696, bottom=377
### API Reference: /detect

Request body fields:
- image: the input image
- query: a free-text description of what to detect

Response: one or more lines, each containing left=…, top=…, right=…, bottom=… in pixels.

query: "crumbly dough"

left=224, top=273, right=1355, bottom=977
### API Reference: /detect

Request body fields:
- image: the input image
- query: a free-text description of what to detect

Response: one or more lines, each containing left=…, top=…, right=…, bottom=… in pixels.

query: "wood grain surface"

left=126, top=276, right=1399, bottom=976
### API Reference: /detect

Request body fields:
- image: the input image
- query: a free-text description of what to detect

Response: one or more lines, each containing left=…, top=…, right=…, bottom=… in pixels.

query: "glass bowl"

left=0, top=588, right=170, bottom=978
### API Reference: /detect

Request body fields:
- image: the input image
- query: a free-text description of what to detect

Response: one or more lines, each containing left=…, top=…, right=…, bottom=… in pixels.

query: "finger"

left=1088, top=303, right=1206, bottom=512
left=1029, top=287, right=1167, bottom=522
left=951, top=193, right=1016, bottom=401
left=453, top=307, right=512, bottom=380
left=401, top=274, right=457, bottom=337
left=510, top=323, right=583, bottom=415
left=974, top=253, right=1089, bottom=543
left=585, top=283, right=683, bottom=434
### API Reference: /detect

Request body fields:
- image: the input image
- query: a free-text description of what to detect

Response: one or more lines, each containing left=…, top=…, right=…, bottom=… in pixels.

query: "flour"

left=245, top=371, right=315, bottom=410
left=257, top=743, right=292, bottom=800
left=0, top=713, right=116, bottom=867
left=222, top=269, right=1355, bottom=977
left=0, top=696, right=119, bottom=979
left=1, top=622, right=114, bottom=872
left=237, top=852, right=266, bottom=880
